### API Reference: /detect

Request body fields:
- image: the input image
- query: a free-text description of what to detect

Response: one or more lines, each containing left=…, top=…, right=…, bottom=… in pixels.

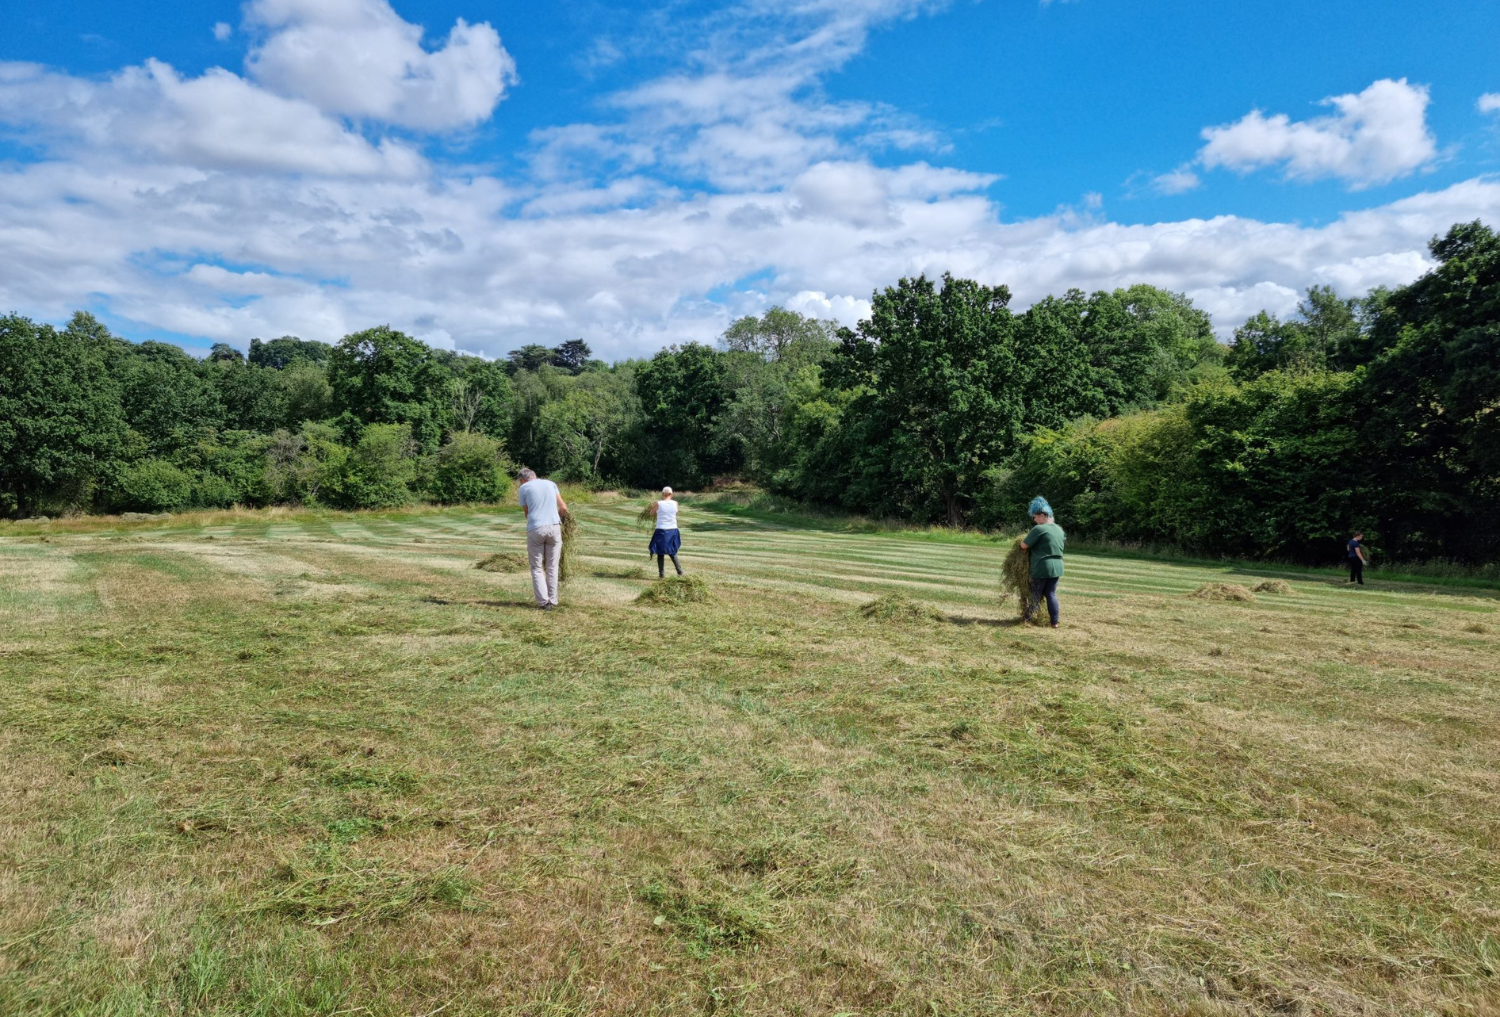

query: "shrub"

left=336, top=423, right=416, bottom=509
left=427, top=431, right=513, bottom=505
left=113, top=459, right=193, bottom=512
left=192, top=473, right=240, bottom=508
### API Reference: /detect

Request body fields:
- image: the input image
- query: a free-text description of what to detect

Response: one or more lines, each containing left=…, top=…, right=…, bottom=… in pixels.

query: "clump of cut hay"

left=475, top=552, right=526, bottom=573
left=636, top=496, right=660, bottom=528
left=593, top=565, right=647, bottom=580
left=636, top=575, right=708, bottom=605
left=1191, top=582, right=1256, bottom=603
left=858, top=592, right=943, bottom=624
left=559, top=511, right=579, bottom=582
left=1252, top=579, right=1296, bottom=595
left=999, top=538, right=1046, bottom=626
left=1463, top=622, right=1488, bottom=634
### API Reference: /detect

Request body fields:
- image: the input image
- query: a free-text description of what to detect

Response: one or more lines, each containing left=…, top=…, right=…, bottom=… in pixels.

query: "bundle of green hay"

left=858, top=592, right=943, bottom=624
left=999, top=538, right=1046, bottom=625
left=1251, top=579, right=1296, bottom=595
left=559, top=510, right=579, bottom=582
left=1191, top=582, right=1256, bottom=603
left=636, top=496, right=660, bottom=528
left=475, top=552, right=527, bottom=573
left=636, top=575, right=708, bottom=605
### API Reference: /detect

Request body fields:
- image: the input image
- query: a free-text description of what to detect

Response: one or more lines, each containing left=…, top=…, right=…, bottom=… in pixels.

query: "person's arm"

left=648, top=501, right=659, bottom=518
left=1358, top=545, right=1367, bottom=563
left=556, top=492, right=568, bottom=517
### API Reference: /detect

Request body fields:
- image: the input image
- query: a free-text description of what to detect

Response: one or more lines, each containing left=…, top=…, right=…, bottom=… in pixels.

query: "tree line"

left=2, top=221, right=1495, bottom=563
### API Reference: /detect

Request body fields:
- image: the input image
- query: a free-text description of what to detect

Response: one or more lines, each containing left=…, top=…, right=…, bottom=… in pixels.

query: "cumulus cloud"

left=1480, top=93, right=1500, bottom=114
left=0, top=59, right=423, bottom=176
left=244, top=0, right=515, bottom=131
left=212, top=22, right=233, bottom=42
left=1198, top=78, right=1437, bottom=189
left=0, top=3, right=1490, bottom=363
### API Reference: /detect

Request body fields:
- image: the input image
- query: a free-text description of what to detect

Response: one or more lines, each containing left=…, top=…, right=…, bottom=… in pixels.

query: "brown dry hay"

left=1191, top=582, right=1257, bottom=602
left=998, top=537, right=1047, bottom=625
left=474, top=552, right=527, bottom=573
left=559, top=510, right=579, bottom=582
left=636, top=574, right=708, bottom=604
left=858, top=592, right=942, bottom=624
left=636, top=496, right=660, bottom=528
left=1252, top=579, right=1296, bottom=595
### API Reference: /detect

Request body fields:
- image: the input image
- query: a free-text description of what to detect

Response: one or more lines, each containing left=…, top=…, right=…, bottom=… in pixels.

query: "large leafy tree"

left=328, top=326, right=451, bottom=450
left=635, top=342, right=735, bottom=486
left=1356, top=221, right=1500, bottom=560
left=0, top=314, right=128, bottom=515
left=848, top=274, right=1021, bottom=524
left=249, top=336, right=333, bottom=369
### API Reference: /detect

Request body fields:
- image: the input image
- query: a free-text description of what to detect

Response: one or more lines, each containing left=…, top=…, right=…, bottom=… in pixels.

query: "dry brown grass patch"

left=1191, top=582, right=1257, bottom=602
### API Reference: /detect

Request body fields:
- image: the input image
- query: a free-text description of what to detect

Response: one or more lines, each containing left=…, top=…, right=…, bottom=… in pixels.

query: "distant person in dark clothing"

left=1347, top=532, right=1367, bottom=585
left=1020, top=496, right=1065, bottom=628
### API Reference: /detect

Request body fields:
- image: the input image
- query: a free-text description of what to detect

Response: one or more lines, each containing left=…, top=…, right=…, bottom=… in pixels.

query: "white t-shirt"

left=654, top=498, right=679, bottom=530
left=518, top=478, right=561, bottom=531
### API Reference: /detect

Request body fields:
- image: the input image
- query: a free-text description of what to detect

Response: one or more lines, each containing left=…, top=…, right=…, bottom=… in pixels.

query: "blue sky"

left=2, top=0, right=1498, bottom=359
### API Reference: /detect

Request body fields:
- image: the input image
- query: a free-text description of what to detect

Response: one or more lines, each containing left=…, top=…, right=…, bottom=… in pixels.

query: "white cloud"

left=1480, top=93, right=1500, bottom=114
left=0, top=4, right=1491, bottom=364
left=1153, top=165, right=1200, bottom=195
left=244, top=0, right=515, bottom=131
left=212, top=22, right=233, bottom=42
left=1198, top=78, right=1437, bottom=189
left=0, top=59, right=424, bottom=176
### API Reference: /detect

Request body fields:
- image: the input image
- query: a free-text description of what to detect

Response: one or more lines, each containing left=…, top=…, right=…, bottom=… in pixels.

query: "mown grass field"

left=2, top=493, right=1497, bottom=1016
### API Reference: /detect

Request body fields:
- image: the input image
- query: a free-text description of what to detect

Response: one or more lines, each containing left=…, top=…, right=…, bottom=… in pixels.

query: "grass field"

left=2, top=494, right=1497, bottom=1016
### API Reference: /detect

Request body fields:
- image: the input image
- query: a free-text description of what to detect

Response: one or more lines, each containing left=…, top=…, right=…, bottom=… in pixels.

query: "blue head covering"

left=1028, top=496, right=1053, bottom=518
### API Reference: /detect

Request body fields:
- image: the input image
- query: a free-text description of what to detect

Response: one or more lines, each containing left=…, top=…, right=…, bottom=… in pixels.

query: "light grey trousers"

left=526, top=524, right=562, bottom=607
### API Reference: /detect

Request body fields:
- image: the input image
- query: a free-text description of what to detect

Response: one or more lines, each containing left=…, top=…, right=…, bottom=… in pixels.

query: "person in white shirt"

left=647, top=486, right=684, bottom=578
left=516, top=468, right=568, bottom=609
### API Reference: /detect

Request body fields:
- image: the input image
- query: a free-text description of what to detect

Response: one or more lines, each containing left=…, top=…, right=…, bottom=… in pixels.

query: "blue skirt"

left=648, top=528, right=681, bottom=556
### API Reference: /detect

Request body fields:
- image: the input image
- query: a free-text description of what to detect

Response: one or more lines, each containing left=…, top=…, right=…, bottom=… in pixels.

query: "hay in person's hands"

left=559, top=510, right=579, bottom=582
left=635, top=495, right=660, bottom=528
left=1000, top=538, right=1046, bottom=626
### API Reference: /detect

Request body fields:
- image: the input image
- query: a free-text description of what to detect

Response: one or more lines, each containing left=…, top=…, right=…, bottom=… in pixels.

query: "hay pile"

left=1251, top=579, right=1296, bottom=595
left=559, top=511, right=579, bottom=582
left=636, top=575, right=708, bottom=605
left=858, top=592, right=942, bottom=624
left=1191, top=582, right=1256, bottom=603
left=592, top=564, right=647, bottom=580
left=999, top=538, right=1046, bottom=625
left=475, top=552, right=527, bottom=573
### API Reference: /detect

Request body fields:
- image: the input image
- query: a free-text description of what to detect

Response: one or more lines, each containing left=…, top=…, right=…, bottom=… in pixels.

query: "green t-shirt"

left=1025, top=522, right=1065, bottom=579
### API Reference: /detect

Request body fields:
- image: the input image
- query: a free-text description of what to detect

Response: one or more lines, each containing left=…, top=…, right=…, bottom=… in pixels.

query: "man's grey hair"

left=517, top=468, right=537, bottom=481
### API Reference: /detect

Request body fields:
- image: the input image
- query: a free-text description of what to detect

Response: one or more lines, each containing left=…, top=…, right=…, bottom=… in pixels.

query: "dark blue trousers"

left=1028, top=577, right=1060, bottom=625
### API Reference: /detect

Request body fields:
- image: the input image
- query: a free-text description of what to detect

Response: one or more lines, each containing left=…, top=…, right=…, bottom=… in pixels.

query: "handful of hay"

left=559, top=510, right=579, bottom=582
left=636, top=574, right=708, bottom=604
left=636, top=496, right=660, bottom=528
left=999, top=538, right=1046, bottom=625
left=1191, top=582, right=1256, bottom=603
left=1251, top=579, right=1296, bottom=595
left=475, top=552, right=527, bottom=573
left=858, top=592, right=942, bottom=624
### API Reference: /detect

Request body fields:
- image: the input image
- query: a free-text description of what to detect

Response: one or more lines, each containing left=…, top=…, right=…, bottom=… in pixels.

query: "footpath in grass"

left=1, top=496, right=1497, bottom=1016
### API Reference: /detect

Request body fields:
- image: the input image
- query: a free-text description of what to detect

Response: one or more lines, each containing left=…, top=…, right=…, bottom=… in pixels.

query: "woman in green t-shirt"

left=1020, top=496, right=1064, bottom=628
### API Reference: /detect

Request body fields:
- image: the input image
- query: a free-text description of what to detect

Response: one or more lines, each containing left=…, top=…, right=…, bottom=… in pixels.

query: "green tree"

left=845, top=274, right=1021, bottom=524
left=551, top=339, right=593, bottom=374
left=635, top=343, right=734, bottom=487
left=506, top=344, right=555, bottom=374
left=328, top=326, right=450, bottom=450
left=722, top=306, right=837, bottom=363
left=0, top=315, right=128, bottom=515
left=249, top=336, right=333, bottom=369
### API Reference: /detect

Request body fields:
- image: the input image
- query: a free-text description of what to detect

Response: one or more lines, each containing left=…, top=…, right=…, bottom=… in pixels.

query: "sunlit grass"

left=1, top=496, right=1497, bottom=1015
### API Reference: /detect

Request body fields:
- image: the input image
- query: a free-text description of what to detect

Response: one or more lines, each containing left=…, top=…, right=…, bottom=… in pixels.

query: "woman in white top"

left=646, top=486, right=684, bottom=577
